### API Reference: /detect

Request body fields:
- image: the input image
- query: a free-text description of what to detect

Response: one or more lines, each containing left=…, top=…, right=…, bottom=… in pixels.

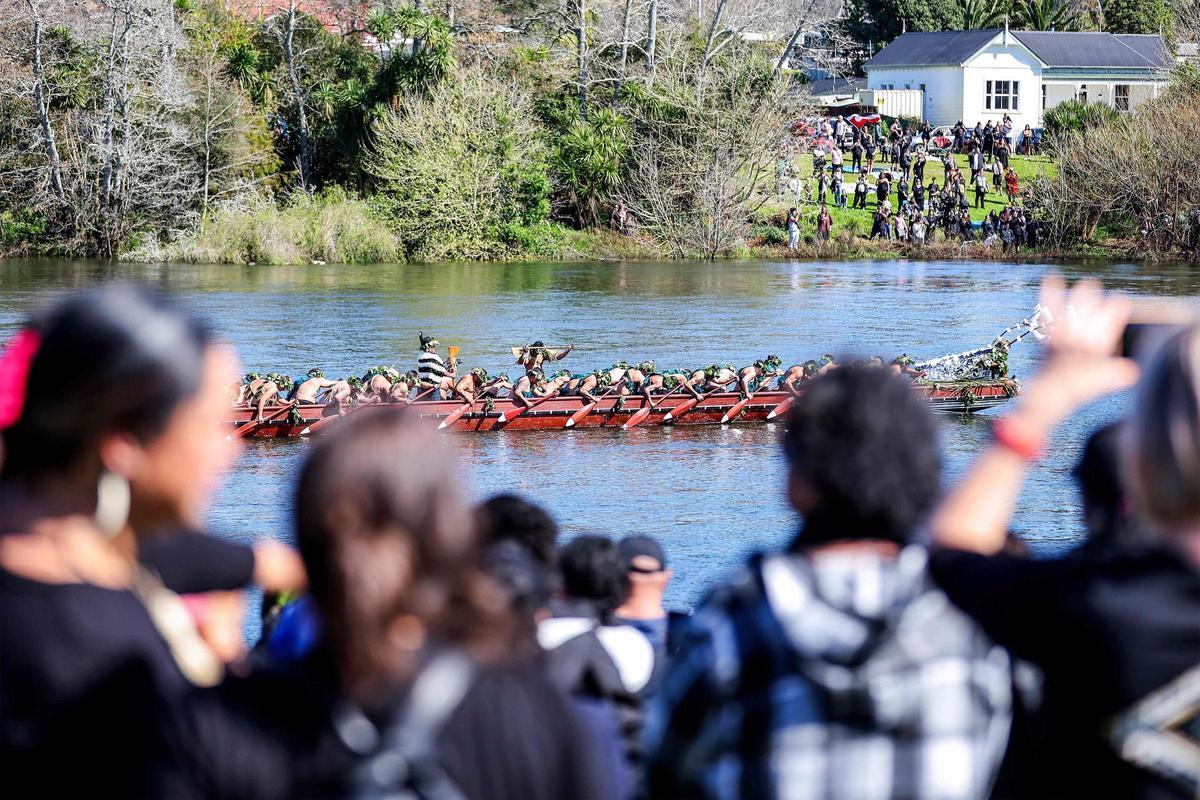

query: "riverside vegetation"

left=1, top=0, right=1198, bottom=264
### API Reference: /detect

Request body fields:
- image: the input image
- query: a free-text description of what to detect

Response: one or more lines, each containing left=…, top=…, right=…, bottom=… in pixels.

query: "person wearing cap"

left=417, top=332, right=453, bottom=392
left=612, top=535, right=677, bottom=652
left=737, top=355, right=782, bottom=397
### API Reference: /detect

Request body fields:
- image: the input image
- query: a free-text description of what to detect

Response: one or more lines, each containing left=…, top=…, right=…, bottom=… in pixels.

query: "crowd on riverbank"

left=2, top=281, right=1199, bottom=799
left=775, top=116, right=1052, bottom=255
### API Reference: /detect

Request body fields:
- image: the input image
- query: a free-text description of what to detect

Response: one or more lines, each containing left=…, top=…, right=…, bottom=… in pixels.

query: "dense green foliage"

left=1042, top=100, right=1121, bottom=141
left=1103, top=0, right=1173, bottom=33
left=843, top=0, right=964, bottom=60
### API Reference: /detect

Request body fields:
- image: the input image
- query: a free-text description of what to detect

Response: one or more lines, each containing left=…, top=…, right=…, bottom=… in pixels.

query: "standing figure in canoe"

left=290, top=368, right=337, bottom=405
left=417, top=332, right=455, bottom=396
left=515, top=341, right=574, bottom=373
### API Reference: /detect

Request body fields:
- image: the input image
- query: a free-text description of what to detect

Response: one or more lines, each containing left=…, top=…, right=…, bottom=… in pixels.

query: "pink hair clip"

left=0, top=329, right=41, bottom=429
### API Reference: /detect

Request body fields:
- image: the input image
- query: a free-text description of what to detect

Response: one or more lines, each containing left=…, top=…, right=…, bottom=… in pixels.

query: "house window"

left=985, top=80, right=1019, bottom=111
left=1115, top=84, right=1130, bottom=111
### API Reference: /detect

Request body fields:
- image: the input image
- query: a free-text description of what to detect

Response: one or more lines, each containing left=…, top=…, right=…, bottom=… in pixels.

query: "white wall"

left=866, top=66, right=963, bottom=125
left=962, top=40, right=1042, bottom=132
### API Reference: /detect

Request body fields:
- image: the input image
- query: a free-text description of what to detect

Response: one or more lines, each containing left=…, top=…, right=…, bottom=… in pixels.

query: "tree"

left=1013, top=0, right=1080, bottom=30
left=842, top=0, right=964, bottom=61
left=275, top=0, right=312, bottom=190
left=1102, top=0, right=1172, bottom=33
left=960, top=0, right=1009, bottom=28
left=365, top=70, right=551, bottom=260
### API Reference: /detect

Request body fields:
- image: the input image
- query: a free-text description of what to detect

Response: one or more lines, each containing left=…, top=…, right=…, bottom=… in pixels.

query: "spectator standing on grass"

left=875, top=172, right=890, bottom=206
left=832, top=169, right=845, bottom=208
left=953, top=119, right=965, bottom=152
left=897, top=174, right=910, bottom=208
left=894, top=210, right=908, bottom=242
left=786, top=207, right=800, bottom=249
left=983, top=120, right=995, bottom=159
left=830, top=141, right=843, bottom=175
left=931, top=276, right=1200, bottom=799
left=816, top=170, right=829, bottom=205
left=853, top=173, right=869, bottom=209
left=992, top=157, right=1003, bottom=190
left=817, top=205, right=833, bottom=241
left=1005, top=166, right=1020, bottom=204
left=646, top=365, right=1014, bottom=800
left=970, top=145, right=985, bottom=180
left=864, top=132, right=877, bottom=173
left=812, top=145, right=826, bottom=177
left=912, top=213, right=927, bottom=245
left=975, top=168, right=988, bottom=208
left=852, top=137, right=864, bottom=172
left=913, top=147, right=926, bottom=184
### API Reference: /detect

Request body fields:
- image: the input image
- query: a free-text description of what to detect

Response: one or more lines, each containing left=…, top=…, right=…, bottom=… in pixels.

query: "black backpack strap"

left=336, top=649, right=477, bottom=800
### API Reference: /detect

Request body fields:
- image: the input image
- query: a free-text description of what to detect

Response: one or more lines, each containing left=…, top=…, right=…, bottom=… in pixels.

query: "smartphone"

left=1120, top=304, right=1197, bottom=358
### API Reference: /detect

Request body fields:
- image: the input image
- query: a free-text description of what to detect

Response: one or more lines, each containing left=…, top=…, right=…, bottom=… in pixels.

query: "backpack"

left=335, top=650, right=477, bottom=800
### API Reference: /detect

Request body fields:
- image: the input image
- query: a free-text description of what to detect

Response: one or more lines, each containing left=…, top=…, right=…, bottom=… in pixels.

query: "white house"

left=863, top=27, right=1172, bottom=130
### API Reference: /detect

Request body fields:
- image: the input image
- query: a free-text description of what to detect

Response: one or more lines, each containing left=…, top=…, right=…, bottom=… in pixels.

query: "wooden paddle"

left=721, top=372, right=782, bottom=424
left=232, top=402, right=293, bottom=440
left=564, top=384, right=619, bottom=429
left=298, top=405, right=356, bottom=436
left=500, top=388, right=560, bottom=424
left=622, top=382, right=684, bottom=430
left=766, top=393, right=796, bottom=420
left=438, top=397, right=474, bottom=430
left=663, top=381, right=726, bottom=422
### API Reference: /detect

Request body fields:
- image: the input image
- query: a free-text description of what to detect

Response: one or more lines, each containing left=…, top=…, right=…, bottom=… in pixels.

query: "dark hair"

left=482, top=541, right=550, bottom=646
left=295, top=412, right=508, bottom=700
left=1073, top=421, right=1133, bottom=549
left=2, top=285, right=213, bottom=481
left=475, top=493, right=559, bottom=570
left=783, top=364, right=941, bottom=545
left=557, top=535, right=628, bottom=616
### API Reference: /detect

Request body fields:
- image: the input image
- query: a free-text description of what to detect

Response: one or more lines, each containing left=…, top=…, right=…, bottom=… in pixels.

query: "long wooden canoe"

left=227, top=379, right=1018, bottom=438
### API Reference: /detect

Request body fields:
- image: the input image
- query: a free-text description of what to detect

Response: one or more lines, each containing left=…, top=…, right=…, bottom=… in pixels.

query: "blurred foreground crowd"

left=1, top=282, right=1198, bottom=800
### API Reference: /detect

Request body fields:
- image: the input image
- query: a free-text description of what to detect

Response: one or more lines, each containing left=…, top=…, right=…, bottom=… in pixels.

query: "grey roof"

left=807, top=76, right=864, bottom=96
left=864, top=29, right=1171, bottom=71
left=1014, top=31, right=1169, bottom=68
left=863, top=29, right=1000, bottom=69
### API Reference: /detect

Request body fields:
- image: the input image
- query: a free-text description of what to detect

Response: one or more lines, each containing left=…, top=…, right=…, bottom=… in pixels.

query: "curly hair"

left=783, top=364, right=941, bottom=545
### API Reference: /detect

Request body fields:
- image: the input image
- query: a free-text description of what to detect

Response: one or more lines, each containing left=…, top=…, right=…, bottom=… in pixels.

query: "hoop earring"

left=94, top=471, right=130, bottom=538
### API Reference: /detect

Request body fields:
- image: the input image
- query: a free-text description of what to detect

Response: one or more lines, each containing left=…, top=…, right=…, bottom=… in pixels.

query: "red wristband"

left=992, top=416, right=1045, bottom=461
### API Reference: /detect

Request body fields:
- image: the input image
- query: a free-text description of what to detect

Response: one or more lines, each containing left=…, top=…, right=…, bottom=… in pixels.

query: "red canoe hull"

left=228, top=381, right=1017, bottom=438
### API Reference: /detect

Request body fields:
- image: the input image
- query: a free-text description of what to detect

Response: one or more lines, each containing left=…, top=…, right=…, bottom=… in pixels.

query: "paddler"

left=737, top=355, right=783, bottom=397
left=324, top=377, right=356, bottom=417
left=511, top=368, right=551, bottom=410
left=235, top=372, right=267, bottom=406
left=818, top=354, right=838, bottom=375
left=289, top=368, right=337, bottom=405
left=360, top=366, right=398, bottom=404
left=453, top=368, right=514, bottom=405
left=690, top=363, right=738, bottom=393
left=390, top=370, right=421, bottom=403
left=515, top=340, right=574, bottom=373
left=644, top=367, right=704, bottom=400
left=623, top=361, right=657, bottom=402
left=573, top=362, right=630, bottom=404
left=251, top=373, right=292, bottom=421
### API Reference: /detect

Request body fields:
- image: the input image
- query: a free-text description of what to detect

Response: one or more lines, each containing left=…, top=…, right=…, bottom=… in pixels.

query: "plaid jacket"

left=644, top=546, right=1013, bottom=800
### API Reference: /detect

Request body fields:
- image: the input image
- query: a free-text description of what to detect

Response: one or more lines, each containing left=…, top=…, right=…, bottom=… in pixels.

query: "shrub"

left=145, top=188, right=400, bottom=264
left=1042, top=100, right=1121, bottom=142
left=365, top=69, right=551, bottom=261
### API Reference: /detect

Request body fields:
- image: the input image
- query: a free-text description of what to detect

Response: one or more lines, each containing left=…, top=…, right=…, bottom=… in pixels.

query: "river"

left=2, top=257, right=1197, bottom=619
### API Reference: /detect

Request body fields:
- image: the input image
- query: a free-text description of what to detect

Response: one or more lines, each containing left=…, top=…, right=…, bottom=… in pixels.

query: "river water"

left=2, top=258, right=1197, bottom=616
